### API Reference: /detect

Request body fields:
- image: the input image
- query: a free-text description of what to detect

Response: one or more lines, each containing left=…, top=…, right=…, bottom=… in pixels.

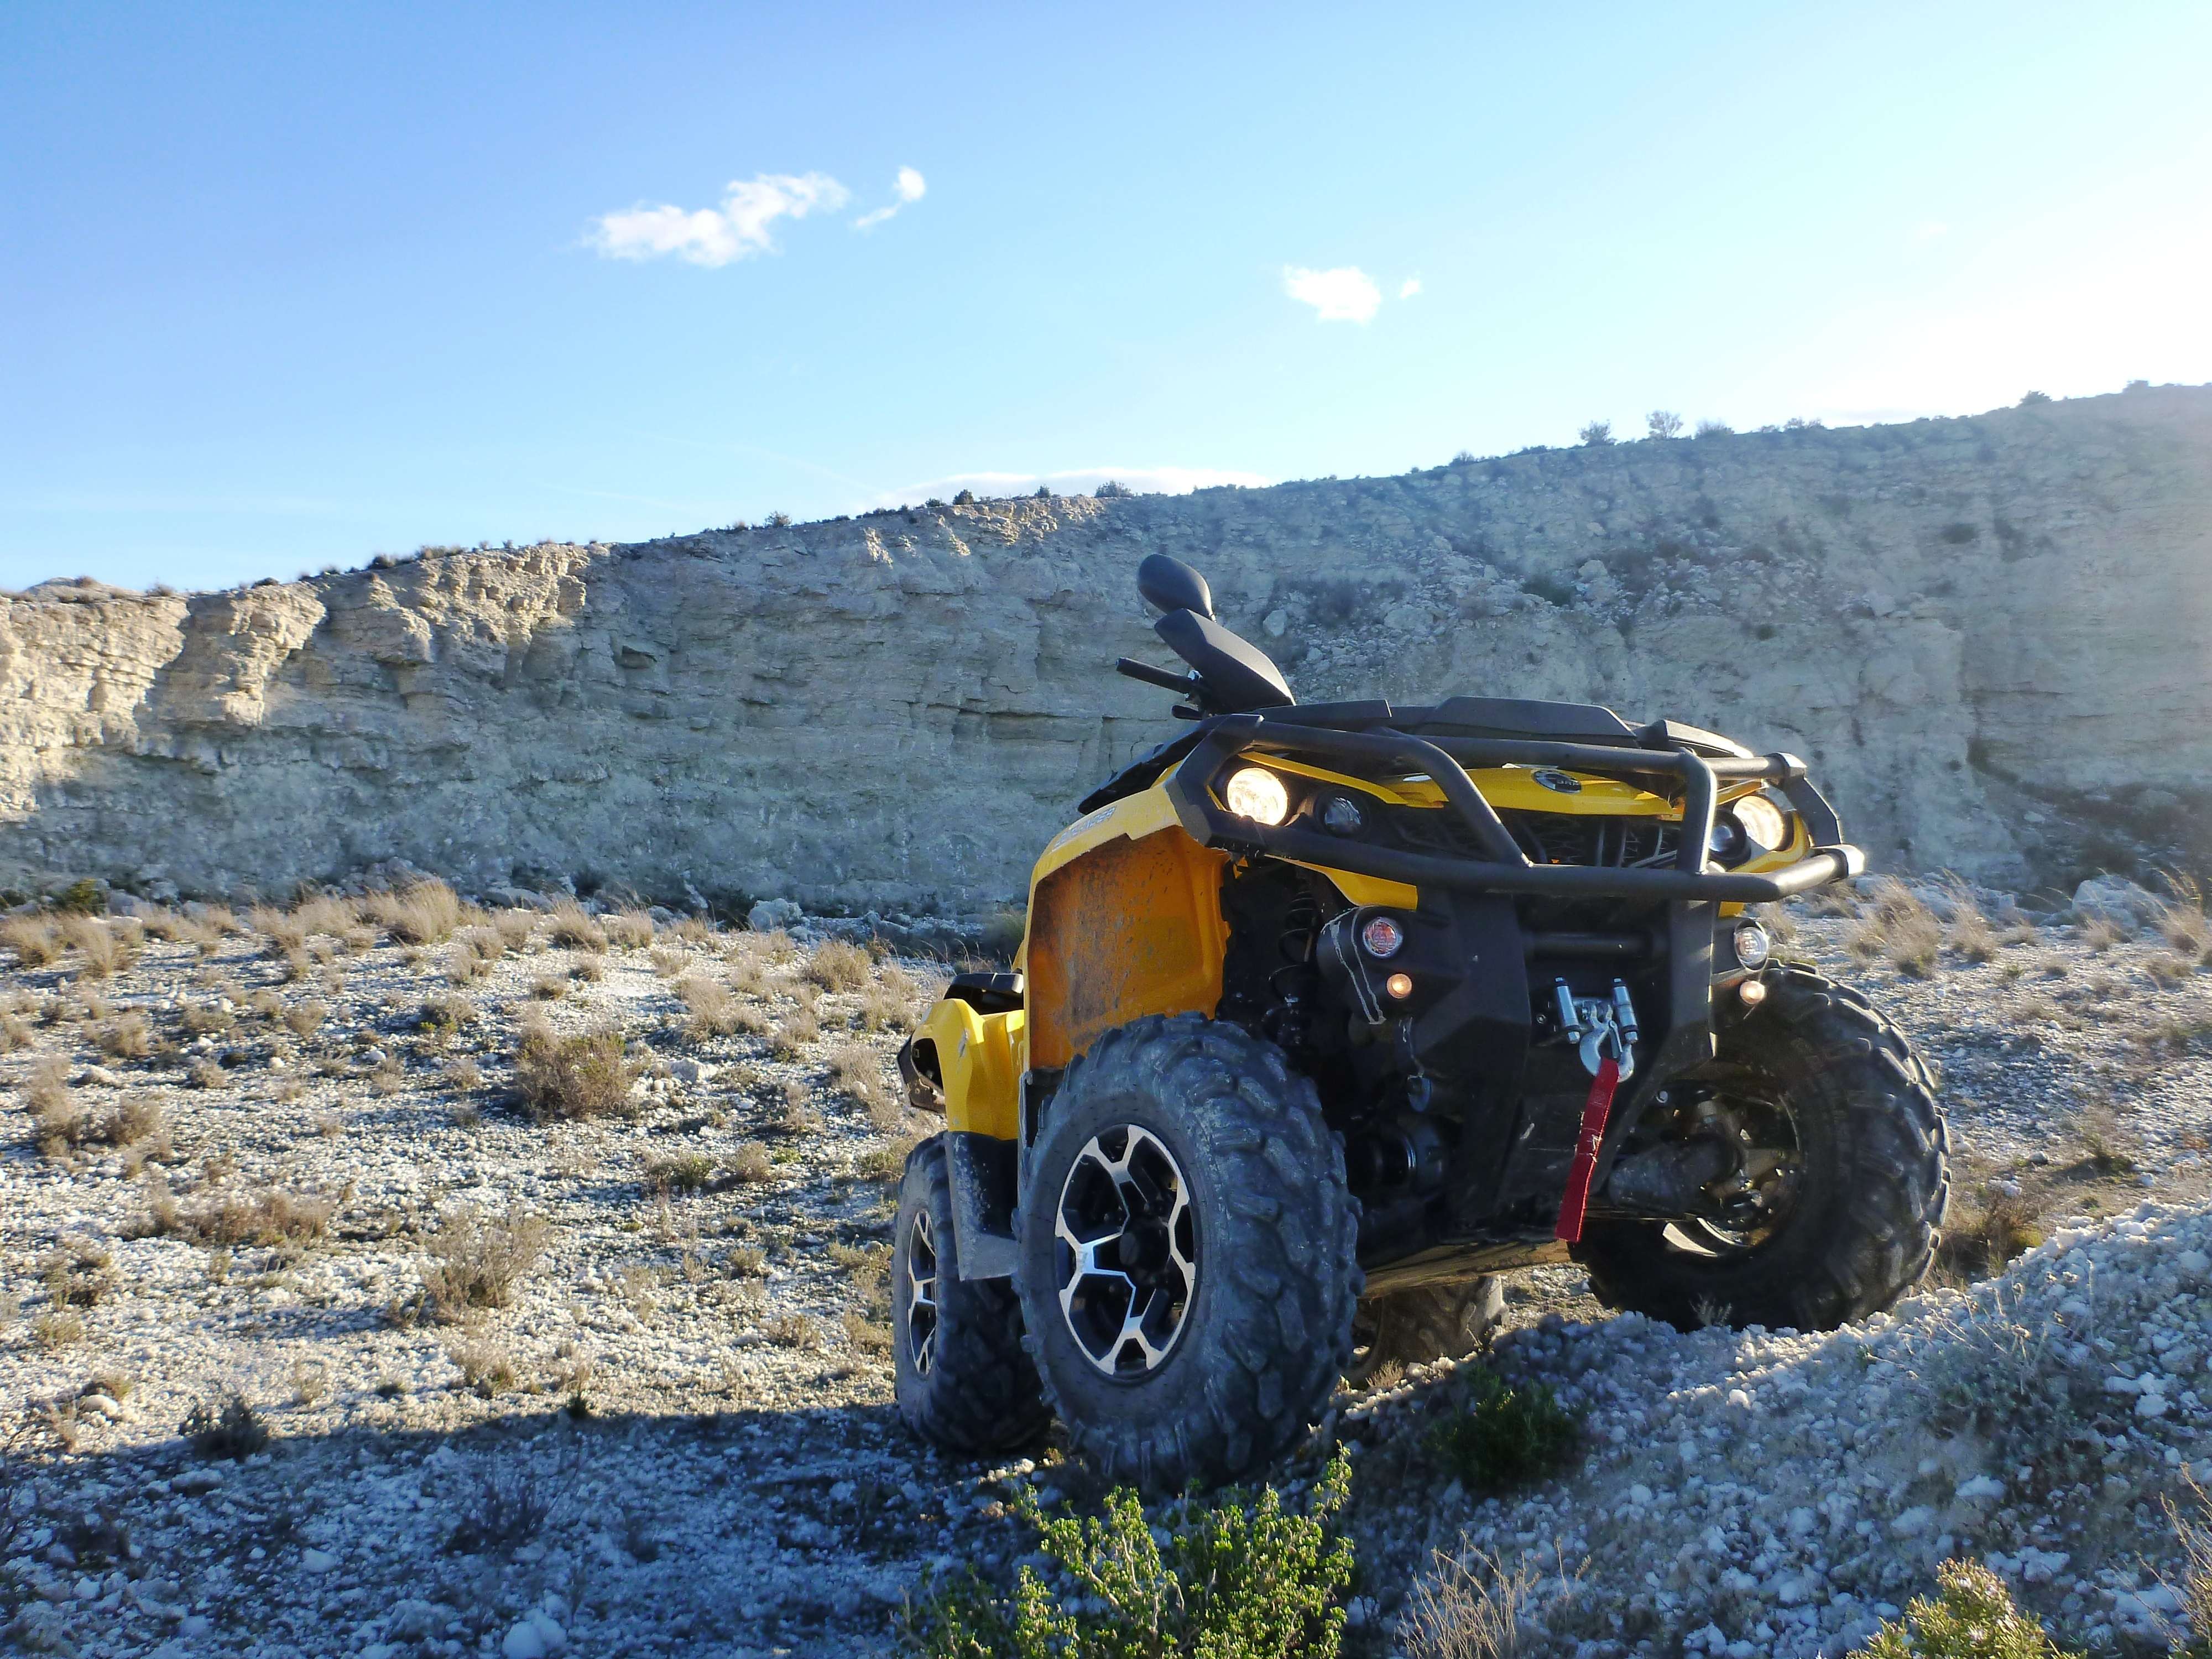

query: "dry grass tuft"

left=149, top=1181, right=342, bottom=1250
left=1, top=916, right=62, bottom=967
left=674, top=974, right=744, bottom=1040
left=1937, top=1190, right=2045, bottom=1280
left=530, top=974, right=568, bottom=1001
left=447, top=1336, right=518, bottom=1395
left=546, top=901, right=608, bottom=953
left=420, top=1206, right=551, bottom=1318
left=61, top=916, right=134, bottom=979
left=768, top=1005, right=820, bottom=1060
left=855, top=1133, right=925, bottom=1184
left=1936, top=878, right=2000, bottom=963
left=41, top=1239, right=115, bottom=1307
left=450, top=928, right=503, bottom=983
left=2158, top=874, right=2211, bottom=961
left=494, top=910, right=537, bottom=953
left=513, top=1020, right=634, bottom=1119
left=606, top=909, right=656, bottom=950
left=1843, top=879, right=1943, bottom=977
left=765, top=1311, right=823, bottom=1350
left=828, top=1043, right=902, bottom=1131
left=359, top=879, right=461, bottom=944
left=1400, top=1546, right=1541, bottom=1659
left=726, top=1141, right=774, bottom=1183
left=646, top=1151, right=716, bottom=1194
left=804, top=939, right=873, bottom=993
left=2080, top=914, right=2125, bottom=953
left=97, top=1009, right=153, bottom=1058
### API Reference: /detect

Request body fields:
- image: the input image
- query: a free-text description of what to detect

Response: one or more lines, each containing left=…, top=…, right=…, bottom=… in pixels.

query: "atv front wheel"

left=1346, top=1276, right=1505, bottom=1385
left=1016, top=1014, right=1360, bottom=1490
left=892, top=1136, right=1050, bottom=1454
left=1574, top=967, right=1948, bottom=1332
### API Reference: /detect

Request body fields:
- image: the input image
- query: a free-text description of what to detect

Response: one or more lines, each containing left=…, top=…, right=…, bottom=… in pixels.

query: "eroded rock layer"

left=6, top=385, right=2209, bottom=909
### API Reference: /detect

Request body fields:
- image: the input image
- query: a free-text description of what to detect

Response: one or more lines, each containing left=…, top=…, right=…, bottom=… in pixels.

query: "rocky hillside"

left=4, top=384, right=2209, bottom=912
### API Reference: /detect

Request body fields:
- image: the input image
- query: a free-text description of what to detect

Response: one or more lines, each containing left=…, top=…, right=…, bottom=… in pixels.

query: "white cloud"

left=1282, top=265, right=1383, bottom=324
left=855, top=165, right=928, bottom=229
left=869, top=465, right=1270, bottom=507
left=588, top=172, right=850, bottom=266
left=1912, top=219, right=1950, bottom=244
left=1399, top=276, right=1423, bottom=299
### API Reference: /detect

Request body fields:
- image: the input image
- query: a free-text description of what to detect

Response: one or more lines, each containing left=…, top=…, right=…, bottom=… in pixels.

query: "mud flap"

left=946, top=1131, right=1019, bottom=1280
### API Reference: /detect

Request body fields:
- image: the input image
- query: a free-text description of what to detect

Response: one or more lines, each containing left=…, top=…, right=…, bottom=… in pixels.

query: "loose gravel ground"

left=2, top=884, right=2209, bottom=1657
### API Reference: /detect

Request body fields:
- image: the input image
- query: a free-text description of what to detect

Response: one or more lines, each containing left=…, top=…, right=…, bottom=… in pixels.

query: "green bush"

left=1426, top=1366, right=1579, bottom=1491
left=901, top=1455, right=1354, bottom=1659
left=1859, top=1559, right=2075, bottom=1658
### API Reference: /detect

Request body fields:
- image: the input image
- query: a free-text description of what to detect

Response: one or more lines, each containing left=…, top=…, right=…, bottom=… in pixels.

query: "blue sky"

left=4, top=2, right=2209, bottom=592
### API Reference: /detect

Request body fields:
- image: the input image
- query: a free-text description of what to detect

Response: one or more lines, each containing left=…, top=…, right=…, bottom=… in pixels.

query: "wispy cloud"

left=1283, top=265, right=1383, bottom=324
left=855, top=166, right=927, bottom=230
left=1912, top=219, right=1950, bottom=244
left=588, top=173, right=850, bottom=266
left=1399, top=276, right=1423, bottom=299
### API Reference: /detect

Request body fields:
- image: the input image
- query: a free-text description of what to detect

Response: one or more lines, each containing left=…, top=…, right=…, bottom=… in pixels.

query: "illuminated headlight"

left=1222, top=766, right=1290, bottom=826
left=1731, top=793, right=1789, bottom=852
left=1733, top=921, right=1772, bottom=971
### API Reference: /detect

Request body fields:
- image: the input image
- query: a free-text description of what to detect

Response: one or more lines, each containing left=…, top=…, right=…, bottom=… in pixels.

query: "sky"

left=3, top=2, right=2209, bottom=593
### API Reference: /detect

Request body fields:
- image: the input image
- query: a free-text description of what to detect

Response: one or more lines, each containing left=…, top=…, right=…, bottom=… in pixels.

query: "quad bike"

left=890, top=555, right=1948, bottom=1488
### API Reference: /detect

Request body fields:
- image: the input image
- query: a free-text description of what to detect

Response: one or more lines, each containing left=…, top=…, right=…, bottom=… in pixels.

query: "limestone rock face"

left=5, top=385, right=2209, bottom=910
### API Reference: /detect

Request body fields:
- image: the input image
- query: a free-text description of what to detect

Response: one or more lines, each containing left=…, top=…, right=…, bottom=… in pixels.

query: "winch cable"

left=1554, top=1055, right=1621, bottom=1244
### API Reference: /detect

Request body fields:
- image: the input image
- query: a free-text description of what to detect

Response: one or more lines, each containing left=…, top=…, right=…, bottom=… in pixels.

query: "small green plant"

left=1426, top=1366, right=1580, bottom=1491
left=900, top=1455, right=1355, bottom=1659
left=1859, top=1558, right=2074, bottom=1658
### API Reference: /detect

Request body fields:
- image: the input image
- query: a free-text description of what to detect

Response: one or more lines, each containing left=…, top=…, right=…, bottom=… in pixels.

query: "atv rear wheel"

left=892, top=1136, right=1050, bottom=1454
left=1574, top=967, right=1947, bottom=1332
left=1346, top=1276, right=1505, bottom=1385
left=1016, top=1014, right=1360, bottom=1491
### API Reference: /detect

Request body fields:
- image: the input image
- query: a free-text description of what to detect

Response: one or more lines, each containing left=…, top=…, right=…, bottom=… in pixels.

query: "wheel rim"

left=1054, top=1124, right=1198, bottom=1379
left=906, top=1207, right=941, bottom=1376
left=1661, top=1082, right=1805, bottom=1256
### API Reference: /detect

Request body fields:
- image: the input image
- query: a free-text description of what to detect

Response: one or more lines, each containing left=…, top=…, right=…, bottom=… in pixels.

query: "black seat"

left=948, top=971, right=1024, bottom=1015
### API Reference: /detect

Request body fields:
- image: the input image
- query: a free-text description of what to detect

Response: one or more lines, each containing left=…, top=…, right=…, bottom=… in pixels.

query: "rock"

left=501, top=1613, right=566, bottom=1659
left=300, top=1548, right=338, bottom=1573
left=171, top=1469, right=222, bottom=1494
left=2072, top=874, right=2162, bottom=935
left=71, top=1066, right=121, bottom=1089
left=748, top=899, right=802, bottom=932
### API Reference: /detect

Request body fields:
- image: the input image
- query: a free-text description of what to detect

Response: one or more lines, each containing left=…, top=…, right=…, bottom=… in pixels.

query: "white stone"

left=502, top=1622, right=548, bottom=1659
left=300, top=1548, right=338, bottom=1573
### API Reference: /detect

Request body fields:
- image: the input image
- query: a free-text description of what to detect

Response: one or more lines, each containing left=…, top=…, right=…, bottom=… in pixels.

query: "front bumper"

left=1162, top=714, right=1864, bottom=904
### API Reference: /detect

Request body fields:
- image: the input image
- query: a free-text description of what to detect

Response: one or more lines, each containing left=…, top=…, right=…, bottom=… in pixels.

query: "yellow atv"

left=891, top=555, right=1947, bottom=1488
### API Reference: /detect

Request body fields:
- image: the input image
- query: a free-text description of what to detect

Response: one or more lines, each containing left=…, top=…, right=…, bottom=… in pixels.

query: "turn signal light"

left=1385, top=972, right=1414, bottom=1000
left=1360, top=915, right=1405, bottom=958
left=1739, top=979, right=1768, bottom=1008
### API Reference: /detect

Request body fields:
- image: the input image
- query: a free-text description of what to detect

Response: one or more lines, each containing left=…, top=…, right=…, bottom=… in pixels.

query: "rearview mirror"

left=1137, top=554, right=1214, bottom=620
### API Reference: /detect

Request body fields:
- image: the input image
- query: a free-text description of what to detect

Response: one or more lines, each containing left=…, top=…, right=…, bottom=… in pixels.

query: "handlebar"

left=1116, top=657, right=1198, bottom=694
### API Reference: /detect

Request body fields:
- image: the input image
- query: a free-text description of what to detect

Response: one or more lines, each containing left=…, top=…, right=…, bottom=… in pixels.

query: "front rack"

left=1162, top=714, right=1864, bottom=905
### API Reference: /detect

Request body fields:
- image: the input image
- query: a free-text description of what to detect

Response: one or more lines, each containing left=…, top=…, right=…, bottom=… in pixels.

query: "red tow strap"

left=1554, top=1055, right=1621, bottom=1244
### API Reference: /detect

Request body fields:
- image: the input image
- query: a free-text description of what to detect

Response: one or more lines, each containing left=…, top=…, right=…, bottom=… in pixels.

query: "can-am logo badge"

left=1533, top=769, right=1582, bottom=794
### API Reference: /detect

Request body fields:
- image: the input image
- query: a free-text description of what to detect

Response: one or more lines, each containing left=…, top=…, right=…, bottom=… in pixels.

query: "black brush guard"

left=1161, top=714, right=1864, bottom=902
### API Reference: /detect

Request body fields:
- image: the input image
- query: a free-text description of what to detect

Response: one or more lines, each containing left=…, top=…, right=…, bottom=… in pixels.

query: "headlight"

left=1730, top=793, right=1789, bottom=852
left=1733, top=921, right=1772, bottom=970
left=1222, top=766, right=1290, bottom=826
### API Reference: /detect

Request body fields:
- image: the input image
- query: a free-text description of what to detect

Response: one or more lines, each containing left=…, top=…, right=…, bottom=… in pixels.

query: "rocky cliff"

left=6, top=384, right=2210, bottom=913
